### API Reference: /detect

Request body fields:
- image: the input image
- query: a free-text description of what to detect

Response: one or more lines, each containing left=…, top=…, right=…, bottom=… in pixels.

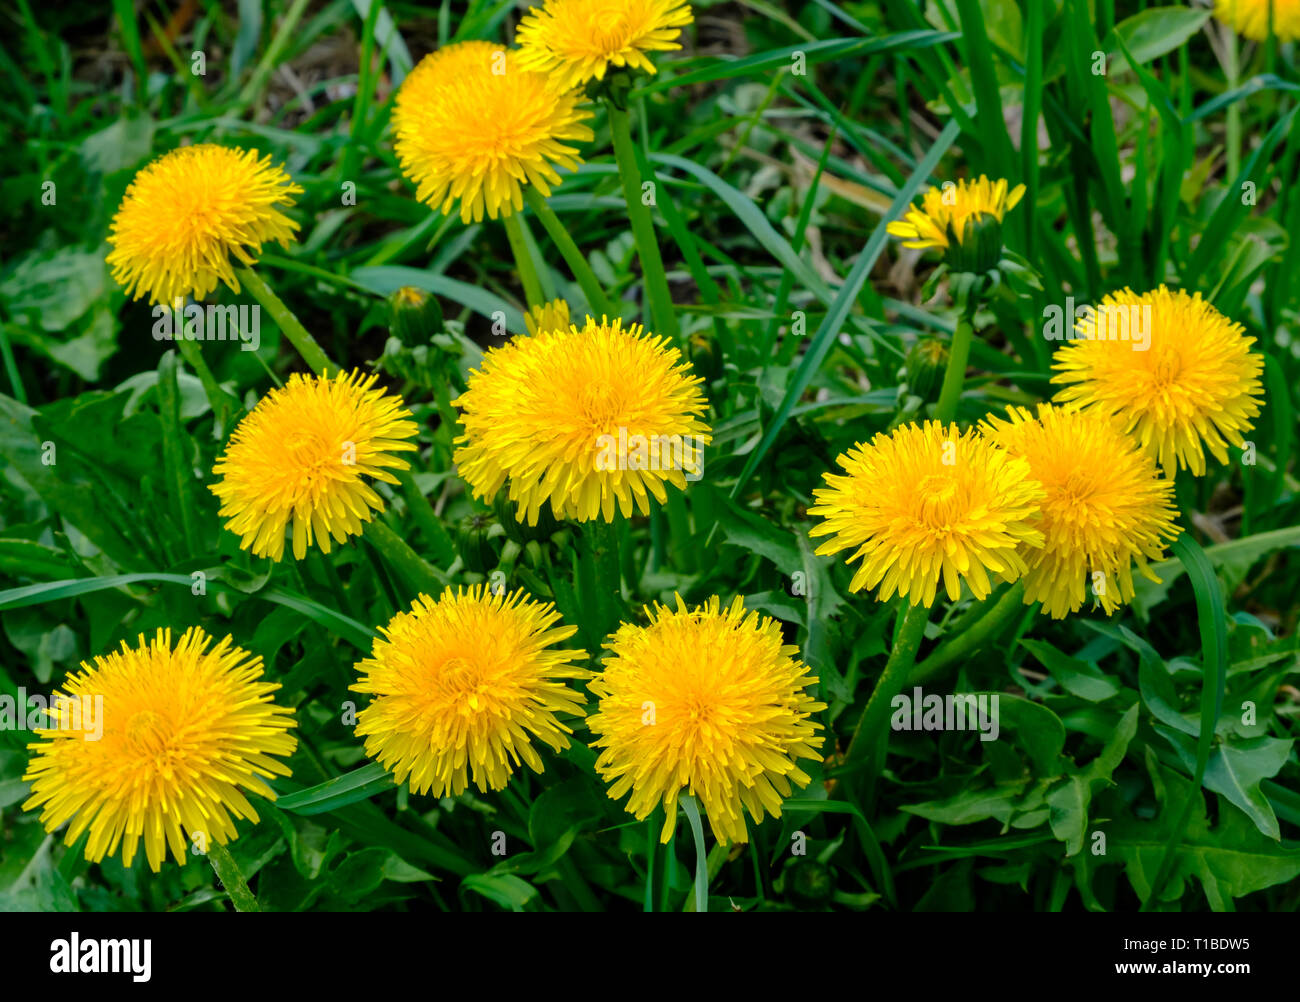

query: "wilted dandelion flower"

left=351, top=586, right=588, bottom=797
left=982, top=405, right=1181, bottom=618
left=454, top=315, right=711, bottom=523
left=391, top=41, right=594, bottom=223
left=809, top=421, right=1045, bottom=607
left=525, top=297, right=571, bottom=337
left=1050, top=286, right=1264, bottom=476
left=1213, top=0, right=1300, bottom=41
left=887, top=175, right=1024, bottom=273
left=588, top=595, right=825, bottom=844
left=106, top=144, right=302, bottom=305
left=22, top=627, right=297, bottom=872
left=516, top=0, right=694, bottom=91
left=212, top=370, right=418, bottom=561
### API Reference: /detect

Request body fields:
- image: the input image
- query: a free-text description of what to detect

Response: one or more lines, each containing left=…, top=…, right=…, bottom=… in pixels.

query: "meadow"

left=0, top=0, right=1297, bottom=914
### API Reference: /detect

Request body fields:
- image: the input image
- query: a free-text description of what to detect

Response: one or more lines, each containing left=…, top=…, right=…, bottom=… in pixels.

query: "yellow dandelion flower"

left=351, top=586, right=589, bottom=797
left=525, top=297, right=571, bottom=337
left=588, top=595, right=825, bottom=844
left=1214, top=0, right=1300, bottom=41
left=516, top=0, right=694, bottom=91
left=22, top=627, right=297, bottom=872
left=106, top=144, right=302, bottom=305
left=982, top=405, right=1181, bottom=619
left=886, top=174, right=1025, bottom=254
left=808, top=421, right=1045, bottom=607
left=1050, top=286, right=1265, bottom=476
left=454, top=315, right=711, bottom=523
left=391, top=41, right=594, bottom=223
left=211, top=370, right=419, bottom=561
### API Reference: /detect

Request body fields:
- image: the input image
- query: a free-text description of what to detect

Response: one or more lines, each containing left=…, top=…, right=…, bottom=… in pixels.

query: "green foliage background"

left=0, top=0, right=1298, bottom=912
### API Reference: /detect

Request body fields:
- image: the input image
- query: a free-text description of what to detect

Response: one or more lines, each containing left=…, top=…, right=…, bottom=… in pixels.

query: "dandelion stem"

left=643, top=815, right=661, bottom=912
left=606, top=99, right=680, bottom=342
left=236, top=266, right=335, bottom=376
left=911, top=581, right=1025, bottom=684
left=843, top=601, right=930, bottom=812
left=503, top=212, right=545, bottom=311
left=208, top=842, right=261, bottom=912
left=934, top=275, right=979, bottom=423
left=524, top=187, right=613, bottom=319
left=173, top=335, right=237, bottom=429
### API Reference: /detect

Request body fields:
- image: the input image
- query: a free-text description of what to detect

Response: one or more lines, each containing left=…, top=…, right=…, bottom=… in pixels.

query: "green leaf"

left=1108, top=763, right=1300, bottom=910
left=1021, top=638, right=1120, bottom=702
left=276, top=763, right=395, bottom=815
left=528, top=775, right=607, bottom=850
left=650, top=153, right=836, bottom=306
left=1106, top=7, right=1212, bottom=67
left=904, top=783, right=1031, bottom=826
left=461, top=872, right=539, bottom=911
left=1047, top=703, right=1140, bottom=855
left=782, top=798, right=896, bottom=907
left=990, top=693, right=1066, bottom=777
left=330, top=847, right=390, bottom=902
left=1164, top=735, right=1293, bottom=841
left=0, top=573, right=378, bottom=651
left=1129, top=626, right=1200, bottom=737
left=636, top=32, right=960, bottom=96
left=0, top=540, right=74, bottom=580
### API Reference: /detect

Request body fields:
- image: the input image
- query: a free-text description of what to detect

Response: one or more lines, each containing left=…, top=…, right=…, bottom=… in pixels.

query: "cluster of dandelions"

left=35, top=0, right=819, bottom=868
left=391, top=0, right=693, bottom=222
left=25, top=583, right=826, bottom=866
left=349, top=587, right=825, bottom=846
left=34, top=1, right=1276, bottom=880
left=808, top=411, right=1183, bottom=620
left=810, top=176, right=1265, bottom=622
left=101, top=0, right=696, bottom=303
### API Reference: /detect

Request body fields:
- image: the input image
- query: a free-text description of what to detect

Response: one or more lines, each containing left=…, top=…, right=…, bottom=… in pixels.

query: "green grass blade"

left=729, top=118, right=960, bottom=498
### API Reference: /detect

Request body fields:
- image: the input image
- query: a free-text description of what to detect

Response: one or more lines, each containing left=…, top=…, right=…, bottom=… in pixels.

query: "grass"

left=0, top=0, right=1296, bottom=913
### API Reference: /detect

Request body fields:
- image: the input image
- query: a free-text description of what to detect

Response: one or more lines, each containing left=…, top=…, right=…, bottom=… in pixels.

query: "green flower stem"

left=523, top=187, right=613, bottom=319
left=934, top=277, right=978, bottom=424
left=663, top=492, right=695, bottom=572
left=843, top=601, right=931, bottom=811
left=365, top=518, right=444, bottom=597
left=910, top=581, right=1025, bottom=684
left=502, top=212, right=544, bottom=311
left=658, top=824, right=676, bottom=910
left=431, top=378, right=460, bottom=456
left=173, top=335, right=238, bottom=428
left=236, top=265, right=335, bottom=376
left=581, top=519, right=625, bottom=650
left=606, top=99, right=680, bottom=342
left=208, top=842, right=260, bottom=911
left=644, top=817, right=661, bottom=912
